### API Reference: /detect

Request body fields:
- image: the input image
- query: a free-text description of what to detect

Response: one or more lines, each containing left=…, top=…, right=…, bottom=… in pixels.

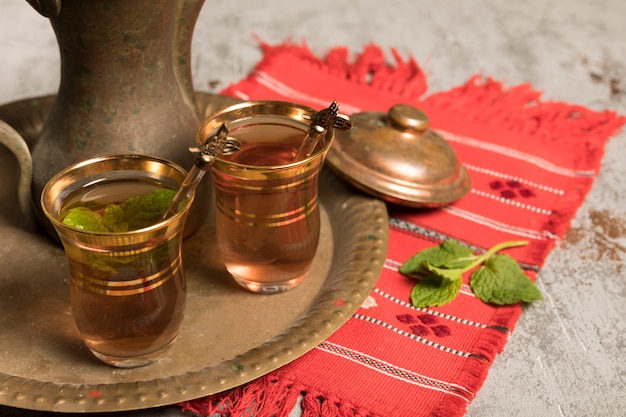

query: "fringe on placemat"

left=177, top=313, right=521, bottom=417
left=228, top=37, right=431, bottom=103
left=250, top=39, right=625, bottom=154
left=178, top=373, right=379, bottom=417
left=424, top=75, right=625, bottom=141
left=424, top=306, right=523, bottom=417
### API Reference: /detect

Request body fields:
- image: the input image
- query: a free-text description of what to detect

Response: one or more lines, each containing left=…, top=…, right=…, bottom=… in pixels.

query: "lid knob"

left=388, top=104, right=430, bottom=132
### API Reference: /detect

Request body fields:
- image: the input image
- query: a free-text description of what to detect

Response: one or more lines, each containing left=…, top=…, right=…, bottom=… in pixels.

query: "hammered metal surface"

left=0, top=94, right=389, bottom=412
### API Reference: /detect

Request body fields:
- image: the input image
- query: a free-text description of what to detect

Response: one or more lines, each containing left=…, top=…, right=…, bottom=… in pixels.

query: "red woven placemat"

left=180, top=41, right=625, bottom=417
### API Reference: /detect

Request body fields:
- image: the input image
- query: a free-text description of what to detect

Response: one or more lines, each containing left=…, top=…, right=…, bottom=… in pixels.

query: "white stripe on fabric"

left=384, top=258, right=402, bottom=271
left=373, top=288, right=497, bottom=330
left=316, top=341, right=474, bottom=402
left=253, top=70, right=362, bottom=113
left=230, top=90, right=250, bottom=101
left=442, top=206, right=558, bottom=240
left=464, top=164, right=565, bottom=195
left=469, top=189, right=553, bottom=215
left=386, top=218, right=540, bottom=272
left=352, top=313, right=473, bottom=358
left=442, top=130, right=596, bottom=178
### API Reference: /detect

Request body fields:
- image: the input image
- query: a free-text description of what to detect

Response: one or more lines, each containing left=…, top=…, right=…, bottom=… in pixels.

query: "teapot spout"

left=0, top=120, right=37, bottom=231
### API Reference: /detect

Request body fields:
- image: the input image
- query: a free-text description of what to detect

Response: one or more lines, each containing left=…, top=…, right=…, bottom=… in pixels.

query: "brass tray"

left=0, top=94, right=389, bottom=413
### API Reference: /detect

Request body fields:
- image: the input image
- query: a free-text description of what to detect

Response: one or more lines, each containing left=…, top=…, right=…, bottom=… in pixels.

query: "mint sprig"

left=399, top=240, right=542, bottom=307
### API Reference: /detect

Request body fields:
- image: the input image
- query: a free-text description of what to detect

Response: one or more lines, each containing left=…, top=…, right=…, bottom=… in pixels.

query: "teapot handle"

left=0, top=120, right=36, bottom=230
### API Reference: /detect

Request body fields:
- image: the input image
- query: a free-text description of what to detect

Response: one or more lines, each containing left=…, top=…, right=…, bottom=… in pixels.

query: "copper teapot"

left=0, top=0, right=204, bottom=234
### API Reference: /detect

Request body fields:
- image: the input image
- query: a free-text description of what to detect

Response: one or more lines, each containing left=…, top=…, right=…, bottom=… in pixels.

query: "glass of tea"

left=40, top=155, right=193, bottom=368
left=197, top=101, right=335, bottom=294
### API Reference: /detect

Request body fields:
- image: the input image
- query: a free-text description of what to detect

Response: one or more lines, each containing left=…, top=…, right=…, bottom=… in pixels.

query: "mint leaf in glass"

left=62, top=207, right=107, bottom=232
left=117, top=188, right=176, bottom=230
left=101, top=204, right=128, bottom=232
left=470, top=254, right=543, bottom=305
left=62, top=188, right=176, bottom=232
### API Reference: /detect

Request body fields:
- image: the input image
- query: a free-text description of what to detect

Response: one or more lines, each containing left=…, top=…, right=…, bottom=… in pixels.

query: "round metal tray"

left=0, top=94, right=389, bottom=412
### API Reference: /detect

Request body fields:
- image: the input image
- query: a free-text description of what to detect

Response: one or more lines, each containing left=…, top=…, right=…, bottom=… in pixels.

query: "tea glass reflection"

left=41, top=155, right=193, bottom=368
left=198, top=101, right=334, bottom=294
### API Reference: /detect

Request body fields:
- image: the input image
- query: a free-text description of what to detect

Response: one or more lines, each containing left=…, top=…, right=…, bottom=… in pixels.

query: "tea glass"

left=197, top=101, right=334, bottom=294
left=41, top=155, right=193, bottom=368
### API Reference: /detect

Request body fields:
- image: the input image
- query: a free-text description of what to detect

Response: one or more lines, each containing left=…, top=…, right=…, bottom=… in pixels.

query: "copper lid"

left=326, top=104, right=470, bottom=207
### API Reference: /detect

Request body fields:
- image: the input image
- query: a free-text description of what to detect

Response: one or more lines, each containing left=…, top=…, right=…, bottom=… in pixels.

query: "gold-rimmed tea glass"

left=197, top=101, right=334, bottom=294
left=41, top=155, right=193, bottom=368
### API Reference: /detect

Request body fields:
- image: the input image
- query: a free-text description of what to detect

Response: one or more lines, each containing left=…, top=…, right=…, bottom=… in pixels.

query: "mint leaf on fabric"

left=410, top=274, right=463, bottom=307
left=399, top=240, right=474, bottom=278
left=470, top=254, right=542, bottom=305
left=399, top=239, right=539, bottom=308
left=422, top=262, right=464, bottom=285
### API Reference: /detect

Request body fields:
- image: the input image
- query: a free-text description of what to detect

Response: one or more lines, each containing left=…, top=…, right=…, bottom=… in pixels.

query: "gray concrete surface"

left=1, top=1, right=625, bottom=416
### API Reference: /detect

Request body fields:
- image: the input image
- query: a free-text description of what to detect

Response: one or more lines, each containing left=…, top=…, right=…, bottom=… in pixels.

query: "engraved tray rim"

left=0, top=93, right=389, bottom=413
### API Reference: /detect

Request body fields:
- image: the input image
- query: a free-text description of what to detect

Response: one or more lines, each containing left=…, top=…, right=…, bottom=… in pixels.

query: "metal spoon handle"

left=295, top=100, right=353, bottom=161
left=160, top=164, right=206, bottom=221
left=160, top=123, right=240, bottom=221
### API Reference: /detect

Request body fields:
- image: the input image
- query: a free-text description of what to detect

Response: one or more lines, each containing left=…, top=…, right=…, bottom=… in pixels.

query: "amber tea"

left=63, top=180, right=185, bottom=366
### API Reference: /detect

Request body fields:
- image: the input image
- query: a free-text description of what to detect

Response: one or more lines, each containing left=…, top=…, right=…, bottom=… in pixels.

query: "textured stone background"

left=1, top=1, right=625, bottom=416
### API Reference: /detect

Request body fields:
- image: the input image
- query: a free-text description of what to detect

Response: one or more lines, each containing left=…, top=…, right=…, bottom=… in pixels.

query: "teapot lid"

left=326, top=104, right=470, bottom=207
